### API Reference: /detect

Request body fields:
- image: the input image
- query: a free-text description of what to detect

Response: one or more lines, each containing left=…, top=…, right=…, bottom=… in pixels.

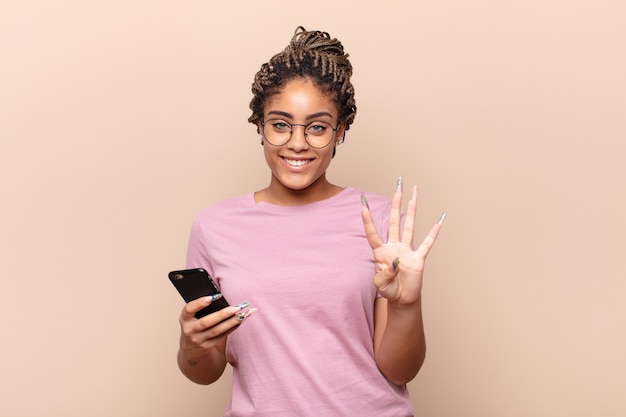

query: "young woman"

left=177, top=26, right=445, bottom=416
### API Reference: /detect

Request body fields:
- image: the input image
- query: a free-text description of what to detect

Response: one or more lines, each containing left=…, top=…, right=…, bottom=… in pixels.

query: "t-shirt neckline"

left=247, top=186, right=356, bottom=213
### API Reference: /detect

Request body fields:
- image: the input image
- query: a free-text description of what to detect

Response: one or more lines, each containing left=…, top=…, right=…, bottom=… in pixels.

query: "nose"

left=288, top=124, right=309, bottom=150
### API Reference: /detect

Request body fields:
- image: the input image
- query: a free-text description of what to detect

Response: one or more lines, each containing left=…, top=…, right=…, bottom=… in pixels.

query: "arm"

left=177, top=339, right=227, bottom=385
left=373, top=297, right=426, bottom=385
left=362, top=179, right=445, bottom=385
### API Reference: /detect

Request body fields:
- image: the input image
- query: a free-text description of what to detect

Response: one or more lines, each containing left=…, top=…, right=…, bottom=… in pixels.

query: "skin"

left=254, top=78, right=346, bottom=205
left=364, top=184, right=443, bottom=385
left=177, top=77, right=443, bottom=386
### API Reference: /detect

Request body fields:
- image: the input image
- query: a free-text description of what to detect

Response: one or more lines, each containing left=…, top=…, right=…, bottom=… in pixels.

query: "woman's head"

left=248, top=27, right=356, bottom=134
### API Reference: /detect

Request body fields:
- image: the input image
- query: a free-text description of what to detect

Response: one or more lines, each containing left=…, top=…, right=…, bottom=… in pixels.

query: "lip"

left=280, top=155, right=314, bottom=171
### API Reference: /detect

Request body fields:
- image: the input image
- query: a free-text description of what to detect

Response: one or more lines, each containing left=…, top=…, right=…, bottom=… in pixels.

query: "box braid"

left=248, top=26, right=357, bottom=142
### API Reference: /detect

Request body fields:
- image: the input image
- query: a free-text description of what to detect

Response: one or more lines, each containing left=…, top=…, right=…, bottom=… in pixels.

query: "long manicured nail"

left=392, top=257, right=400, bottom=270
left=208, top=293, right=223, bottom=302
left=396, top=176, right=403, bottom=192
left=237, top=308, right=258, bottom=323
left=361, top=192, right=369, bottom=209
left=437, top=212, right=447, bottom=225
left=233, top=302, right=250, bottom=311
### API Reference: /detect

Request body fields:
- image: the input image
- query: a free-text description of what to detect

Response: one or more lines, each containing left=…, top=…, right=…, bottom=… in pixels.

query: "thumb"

left=373, top=258, right=400, bottom=291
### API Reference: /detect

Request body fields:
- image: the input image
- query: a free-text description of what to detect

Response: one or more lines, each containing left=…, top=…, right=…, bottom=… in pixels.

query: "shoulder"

left=200, top=193, right=252, bottom=213
left=346, top=186, right=391, bottom=214
left=192, top=193, right=254, bottom=226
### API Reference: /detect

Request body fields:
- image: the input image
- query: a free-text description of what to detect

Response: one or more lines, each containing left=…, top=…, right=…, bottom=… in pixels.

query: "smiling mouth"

left=282, top=157, right=312, bottom=167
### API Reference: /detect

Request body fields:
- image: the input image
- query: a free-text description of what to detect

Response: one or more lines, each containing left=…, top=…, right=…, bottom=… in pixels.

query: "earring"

left=338, top=136, right=345, bottom=144
left=259, top=133, right=264, bottom=145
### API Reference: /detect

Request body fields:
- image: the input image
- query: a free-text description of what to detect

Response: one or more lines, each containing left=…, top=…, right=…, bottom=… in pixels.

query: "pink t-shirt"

left=186, top=187, right=414, bottom=416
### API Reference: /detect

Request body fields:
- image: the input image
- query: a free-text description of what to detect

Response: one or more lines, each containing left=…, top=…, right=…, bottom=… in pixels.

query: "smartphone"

left=168, top=268, right=230, bottom=318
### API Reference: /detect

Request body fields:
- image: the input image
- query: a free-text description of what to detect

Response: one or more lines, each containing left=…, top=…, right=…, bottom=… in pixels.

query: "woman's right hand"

left=179, top=296, right=256, bottom=360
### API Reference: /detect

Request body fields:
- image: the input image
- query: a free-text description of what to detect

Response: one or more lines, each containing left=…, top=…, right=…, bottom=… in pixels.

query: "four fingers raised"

left=361, top=177, right=446, bottom=261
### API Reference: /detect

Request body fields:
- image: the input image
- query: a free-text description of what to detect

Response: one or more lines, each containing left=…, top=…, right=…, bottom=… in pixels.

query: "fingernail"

left=208, top=293, right=223, bottom=302
left=237, top=308, right=258, bottom=323
left=361, top=192, right=369, bottom=209
left=233, top=302, right=250, bottom=311
left=437, top=212, right=447, bottom=225
left=396, top=176, right=403, bottom=192
left=392, top=257, right=400, bottom=270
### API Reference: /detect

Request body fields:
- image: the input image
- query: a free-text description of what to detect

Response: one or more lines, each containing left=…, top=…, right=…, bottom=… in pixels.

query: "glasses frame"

left=260, top=118, right=341, bottom=149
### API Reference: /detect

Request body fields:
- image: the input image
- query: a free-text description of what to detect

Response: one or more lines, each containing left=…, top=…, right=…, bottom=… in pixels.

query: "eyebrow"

left=266, top=110, right=335, bottom=120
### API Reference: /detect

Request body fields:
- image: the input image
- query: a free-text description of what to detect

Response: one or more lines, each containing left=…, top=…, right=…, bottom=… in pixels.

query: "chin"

left=276, top=173, right=322, bottom=191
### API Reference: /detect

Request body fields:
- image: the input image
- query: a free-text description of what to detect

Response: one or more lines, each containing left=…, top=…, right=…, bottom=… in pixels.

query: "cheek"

left=263, top=146, right=274, bottom=165
left=317, top=148, right=336, bottom=167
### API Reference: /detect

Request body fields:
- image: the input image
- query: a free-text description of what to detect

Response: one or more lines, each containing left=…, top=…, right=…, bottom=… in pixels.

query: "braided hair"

left=248, top=27, right=357, bottom=136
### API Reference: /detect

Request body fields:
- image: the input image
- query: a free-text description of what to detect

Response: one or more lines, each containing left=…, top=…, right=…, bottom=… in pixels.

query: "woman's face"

left=260, top=78, right=345, bottom=201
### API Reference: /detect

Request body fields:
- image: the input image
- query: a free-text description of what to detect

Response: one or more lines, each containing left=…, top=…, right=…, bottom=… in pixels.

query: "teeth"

left=284, top=158, right=311, bottom=167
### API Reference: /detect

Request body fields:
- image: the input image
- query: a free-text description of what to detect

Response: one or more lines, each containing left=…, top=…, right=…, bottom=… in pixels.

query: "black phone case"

left=168, top=268, right=230, bottom=318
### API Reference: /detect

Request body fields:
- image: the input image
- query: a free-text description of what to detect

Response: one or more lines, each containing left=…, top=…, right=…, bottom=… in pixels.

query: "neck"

left=255, top=175, right=342, bottom=206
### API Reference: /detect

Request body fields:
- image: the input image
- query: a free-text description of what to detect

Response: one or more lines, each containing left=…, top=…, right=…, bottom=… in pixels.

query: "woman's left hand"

left=361, top=178, right=445, bottom=305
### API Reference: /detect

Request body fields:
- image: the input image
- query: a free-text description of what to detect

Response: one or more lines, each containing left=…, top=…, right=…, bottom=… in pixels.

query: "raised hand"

left=361, top=177, right=445, bottom=305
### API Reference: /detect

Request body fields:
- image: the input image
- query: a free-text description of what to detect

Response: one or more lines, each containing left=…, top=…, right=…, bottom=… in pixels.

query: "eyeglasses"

left=261, top=119, right=340, bottom=149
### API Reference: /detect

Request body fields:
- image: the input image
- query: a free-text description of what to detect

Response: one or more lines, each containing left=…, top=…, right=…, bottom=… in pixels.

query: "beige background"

left=1, top=1, right=625, bottom=416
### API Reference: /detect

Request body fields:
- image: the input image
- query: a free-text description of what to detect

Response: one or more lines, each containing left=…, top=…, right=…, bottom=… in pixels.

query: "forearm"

left=177, top=338, right=228, bottom=385
left=375, top=297, right=426, bottom=386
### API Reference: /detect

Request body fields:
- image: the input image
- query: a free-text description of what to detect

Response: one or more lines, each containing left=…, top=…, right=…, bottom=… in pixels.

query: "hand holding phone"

left=168, top=268, right=230, bottom=318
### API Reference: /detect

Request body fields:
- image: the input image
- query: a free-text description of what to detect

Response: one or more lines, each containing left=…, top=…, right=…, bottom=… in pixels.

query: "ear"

left=335, top=122, right=347, bottom=146
left=256, top=124, right=264, bottom=145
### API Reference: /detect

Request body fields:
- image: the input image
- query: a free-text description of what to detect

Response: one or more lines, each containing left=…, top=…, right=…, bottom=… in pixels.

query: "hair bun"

left=286, top=26, right=351, bottom=72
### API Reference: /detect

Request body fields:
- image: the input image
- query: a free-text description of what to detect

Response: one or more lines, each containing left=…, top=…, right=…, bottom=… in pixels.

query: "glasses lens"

left=304, top=121, right=335, bottom=148
left=263, top=119, right=292, bottom=146
left=263, top=119, right=336, bottom=148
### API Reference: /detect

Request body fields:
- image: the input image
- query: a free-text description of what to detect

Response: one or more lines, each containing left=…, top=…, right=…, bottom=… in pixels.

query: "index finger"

left=361, top=192, right=384, bottom=249
left=181, top=294, right=222, bottom=320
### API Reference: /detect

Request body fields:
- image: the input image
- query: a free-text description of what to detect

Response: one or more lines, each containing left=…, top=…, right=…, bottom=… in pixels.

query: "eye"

left=306, top=122, right=331, bottom=136
left=269, top=120, right=291, bottom=132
